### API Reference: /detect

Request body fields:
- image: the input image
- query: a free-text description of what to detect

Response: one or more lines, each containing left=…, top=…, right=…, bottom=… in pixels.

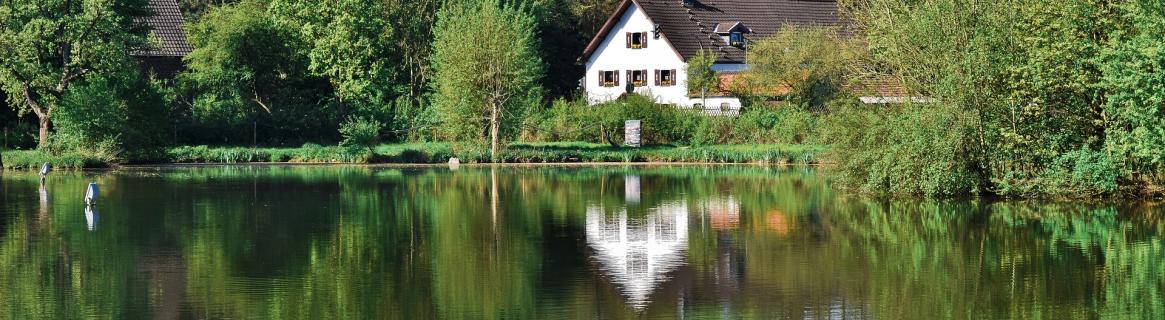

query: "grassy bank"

left=2, top=142, right=828, bottom=169
left=0, top=149, right=114, bottom=170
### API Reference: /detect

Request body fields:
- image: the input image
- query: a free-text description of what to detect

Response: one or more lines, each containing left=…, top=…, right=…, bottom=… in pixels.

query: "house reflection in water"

left=585, top=202, right=689, bottom=308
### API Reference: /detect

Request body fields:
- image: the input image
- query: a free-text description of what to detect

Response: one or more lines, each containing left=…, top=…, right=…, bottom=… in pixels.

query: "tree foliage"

left=0, top=0, right=150, bottom=146
left=744, top=26, right=856, bottom=109
left=1098, top=0, right=1165, bottom=184
left=686, top=50, right=718, bottom=107
left=180, top=0, right=337, bottom=145
left=431, top=0, right=544, bottom=160
left=833, top=0, right=1152, bottom=197
left=54, top=69, right=172, bottom=160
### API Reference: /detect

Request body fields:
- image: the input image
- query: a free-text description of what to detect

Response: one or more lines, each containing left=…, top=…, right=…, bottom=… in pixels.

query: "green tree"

left=180, top=0, right=337, bottom=145
left=835, top=0, right=1121, bottom=196
left=267, top=0, right=442, bottom=140
left=745, top=26, right=854, bottom=109
left=686, top=50, right=718, bottom=108
left=1098, top=0, right=1165, bottom=185
left=0, top=0, right=150, bottom=147
left=431, top=0, right=544, bottom=161
left=54, top=69, right=172, bottom=160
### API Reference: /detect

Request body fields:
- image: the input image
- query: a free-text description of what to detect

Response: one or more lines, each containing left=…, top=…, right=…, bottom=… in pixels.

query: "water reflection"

left=0, top=166, right=1161, bottom=319
left=585, top=202, right=688, bottom=308
left=84, top=206, right=98, bottom=231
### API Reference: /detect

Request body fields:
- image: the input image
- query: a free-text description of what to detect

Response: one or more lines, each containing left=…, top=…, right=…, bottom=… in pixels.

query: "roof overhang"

left=580, top=0, right=635, bottom=63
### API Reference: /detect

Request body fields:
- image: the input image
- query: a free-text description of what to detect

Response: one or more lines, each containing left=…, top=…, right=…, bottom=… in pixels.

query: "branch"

left=21, top=82, right=45, bottom=118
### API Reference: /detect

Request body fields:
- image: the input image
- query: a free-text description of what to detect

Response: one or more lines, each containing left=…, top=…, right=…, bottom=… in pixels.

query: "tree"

left=686, top=49, right=718, bottom=108
left=54, top=69, right=172, bottom=160
left=1098, top=0, right=1165, bottom=184
left=0, top=0, right=150, bottom=147
left=745, top=26, right=855, bottom=109
left=833, top=0, right=1122, bottom=196
left=180, top=0, right=337, bottom=145
left=431, top=0, right=543, bottom=161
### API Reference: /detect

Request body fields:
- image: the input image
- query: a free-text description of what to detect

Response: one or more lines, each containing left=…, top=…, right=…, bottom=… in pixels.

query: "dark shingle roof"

left=583, top=0, right=844, bottom=64
left=134, top=0, right=192, bottom=57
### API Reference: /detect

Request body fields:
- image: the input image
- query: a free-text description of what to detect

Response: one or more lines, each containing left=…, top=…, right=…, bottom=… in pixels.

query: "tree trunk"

left=38, top=117, right=50, bottom=147
left=490, top=102, right=500, bottom=163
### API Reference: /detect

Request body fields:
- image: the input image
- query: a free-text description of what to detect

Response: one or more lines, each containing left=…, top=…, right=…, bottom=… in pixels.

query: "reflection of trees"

left=585, top=202, right=688, bottom=308
left=1, top=166, right=1162, bottom=319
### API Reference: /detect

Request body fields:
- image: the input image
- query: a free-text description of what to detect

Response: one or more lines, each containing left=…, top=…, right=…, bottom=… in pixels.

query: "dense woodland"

left=1, top=0, right=1164, bottom=198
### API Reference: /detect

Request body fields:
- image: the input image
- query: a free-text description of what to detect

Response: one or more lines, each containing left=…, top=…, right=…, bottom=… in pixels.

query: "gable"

left=581, top=0, right=684, bottom=64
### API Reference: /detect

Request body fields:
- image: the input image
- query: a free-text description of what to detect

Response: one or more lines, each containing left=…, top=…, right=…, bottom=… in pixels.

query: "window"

left=598, top=70, right=619, bottom=87
left=729, top=32, right=744, bottom=47
left=654, top=69, right=676, bottom=86
left=629, top=70, right=647, bottom=87
left=720, top=102, right=730, bottom=111
left=627, top=32, right=648, bottom=49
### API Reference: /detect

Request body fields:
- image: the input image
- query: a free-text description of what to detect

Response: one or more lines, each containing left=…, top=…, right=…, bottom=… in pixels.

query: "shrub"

left=692, top=116, right=733, bottom=147
left=339, top=116, right=383, bottom=153
left=54, top=70, right=172, bottom=161
left=820, top=102, right=982, bottom=196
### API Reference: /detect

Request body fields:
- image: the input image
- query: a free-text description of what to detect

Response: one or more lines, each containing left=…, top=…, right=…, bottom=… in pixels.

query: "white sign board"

left=624, top=120, right=641, bottom=147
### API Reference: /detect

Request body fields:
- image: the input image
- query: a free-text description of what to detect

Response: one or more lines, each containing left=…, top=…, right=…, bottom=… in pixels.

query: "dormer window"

left=626, top=32, right=648, bottom=49
left=716, top=22, right=748, bottom=48
left=729, top=32, right=744, bottom=47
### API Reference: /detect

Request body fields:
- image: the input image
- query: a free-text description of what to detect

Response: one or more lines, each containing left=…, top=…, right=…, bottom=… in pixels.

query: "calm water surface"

left=0, top=165, right=1162, bottom=319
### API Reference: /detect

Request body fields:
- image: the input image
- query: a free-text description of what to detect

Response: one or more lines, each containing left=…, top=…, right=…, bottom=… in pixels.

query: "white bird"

left=85, top=182, right=99, bottom=206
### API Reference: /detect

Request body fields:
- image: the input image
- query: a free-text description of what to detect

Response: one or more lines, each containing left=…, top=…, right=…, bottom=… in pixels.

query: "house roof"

left=582, top=0, right=845, bottom=64
left=133, top=0, right=192, bottom=57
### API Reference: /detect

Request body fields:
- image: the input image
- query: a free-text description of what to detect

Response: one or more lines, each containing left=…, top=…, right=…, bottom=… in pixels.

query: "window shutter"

left=626, top=70, right=632, bottom=86
left=671, top=69, right=677, bottom=86
left=654, top=70, right=660, bottom=86
left=626, top=33, right=631, bottom=48
left=597, top=70, right=604, bottom=86
left=642, top=33, right=648, bottom=48
left=615, top=71, right=620, bottom=86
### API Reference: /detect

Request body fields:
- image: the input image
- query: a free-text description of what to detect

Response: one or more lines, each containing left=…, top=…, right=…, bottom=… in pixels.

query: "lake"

left=1, top=165, right=1162, bottom=319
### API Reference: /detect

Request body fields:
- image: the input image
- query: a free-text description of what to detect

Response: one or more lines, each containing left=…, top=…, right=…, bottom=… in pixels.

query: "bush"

left=692, top=116, right=733, bottom=146
left=521, top=98, right=597, bottom=142
left=820, top=102, right=982, bottom=196
left=526, top=94, right=703, bottom=146
left=995, top=146, right=1119, bottom=197
left=54, top=70, right=172, bottom=161
left=339, top=116, right=383, bottom=152
left=731, top=103, right=818, bottom=144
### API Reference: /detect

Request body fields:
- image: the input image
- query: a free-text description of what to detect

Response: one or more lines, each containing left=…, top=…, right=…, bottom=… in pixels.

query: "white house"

left=580, top=0, right=844, bottom=115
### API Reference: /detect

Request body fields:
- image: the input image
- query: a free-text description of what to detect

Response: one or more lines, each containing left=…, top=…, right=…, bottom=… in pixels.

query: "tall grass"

left=1, top=150, right=112, bottom=170
left=3, top=142, right=827, bottom=169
